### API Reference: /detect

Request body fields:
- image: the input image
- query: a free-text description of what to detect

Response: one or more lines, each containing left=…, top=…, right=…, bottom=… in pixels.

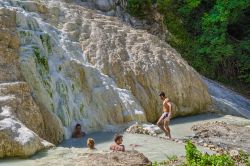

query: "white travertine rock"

left=0, top=0, right=211, bottom=158
left=0, top=7, right=63, bottom=158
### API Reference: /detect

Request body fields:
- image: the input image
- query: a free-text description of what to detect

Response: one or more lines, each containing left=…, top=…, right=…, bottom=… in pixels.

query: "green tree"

left=126, top=0, right=152, bottom=18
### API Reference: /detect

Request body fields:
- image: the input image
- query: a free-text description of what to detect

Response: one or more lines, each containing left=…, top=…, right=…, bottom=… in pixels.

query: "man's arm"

left=168, top=103, right=172, bottom=119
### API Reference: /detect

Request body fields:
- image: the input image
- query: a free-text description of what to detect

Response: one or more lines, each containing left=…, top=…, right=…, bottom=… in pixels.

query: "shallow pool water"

left=1, top=113, right=249, bottom=165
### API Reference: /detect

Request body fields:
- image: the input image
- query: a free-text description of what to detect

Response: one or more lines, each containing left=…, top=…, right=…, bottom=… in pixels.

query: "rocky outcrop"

left=78, top=6, right=212, bottom=122
left=0, top=82, right=55, bottom=158
left=0, top=7, right=63, bottom=158
left=0, top=8, right=22, bottom=82
left=191, top=121, right=250, bottom=153
left=0, top=82, right=64, bottom=145
left=126, top=123, right=162, bottom=136
left=1, top=0, right=211, bottom=139
left=7, top=0, right=148, bottom=139
left=0, top=107, right=53, bottom=158
left=66, top=0, right=166, bottom=39
left=84, top=150, right=152, bottom=166
left=1, top=0, right=212, bottom=158
left=66, top=0, right=211, bottom=121
left=36, top=149, right=152, bottom=166
left=93, top=0, right=116, bottom=12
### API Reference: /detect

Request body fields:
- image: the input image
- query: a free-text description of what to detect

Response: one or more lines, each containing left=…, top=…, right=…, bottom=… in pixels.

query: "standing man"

left=157, top=92, right=172, bottom=139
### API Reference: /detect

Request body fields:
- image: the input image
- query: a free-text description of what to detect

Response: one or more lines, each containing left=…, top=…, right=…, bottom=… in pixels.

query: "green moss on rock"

left=57, top=65, right=62, bottom=72
left=19, top=30, right=32, bottom=37
left=40, top=33, right=52, bottom=53
left=33, top=46, right=49, bottom=73
left=80, top=103, right=84, bottom=113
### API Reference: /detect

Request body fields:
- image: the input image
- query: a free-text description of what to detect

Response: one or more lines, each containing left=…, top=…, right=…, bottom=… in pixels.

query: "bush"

left=185, top=141, right=234, bottom=166
left=126, top=0, right=152, bottom=18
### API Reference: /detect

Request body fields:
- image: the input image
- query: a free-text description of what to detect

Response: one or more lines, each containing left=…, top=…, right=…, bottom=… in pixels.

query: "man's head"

left=114, top=134, right=123, bottom=145
left=159, top=92, right=166, bottom=100
left=75, top=124, right=81, bottom=132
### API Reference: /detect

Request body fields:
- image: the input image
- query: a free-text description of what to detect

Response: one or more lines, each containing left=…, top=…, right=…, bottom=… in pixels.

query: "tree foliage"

left=127, top=0, right=250, bottom=85
left=126, top=0, right=152, bottom=18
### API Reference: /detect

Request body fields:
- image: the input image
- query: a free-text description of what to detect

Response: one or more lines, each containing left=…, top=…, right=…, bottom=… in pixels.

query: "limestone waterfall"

left=0, top=0, right=211, bottom=157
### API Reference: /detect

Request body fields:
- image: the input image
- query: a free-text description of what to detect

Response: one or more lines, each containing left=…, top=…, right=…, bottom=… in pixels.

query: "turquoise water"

left=0, top=132, right=188, bottom=165
left=2, top=113, right=249, bottom=165
left=0, top=114, right=230, bottom=165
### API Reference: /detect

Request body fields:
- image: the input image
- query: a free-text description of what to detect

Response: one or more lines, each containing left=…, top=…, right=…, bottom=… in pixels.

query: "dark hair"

left=159, top=92, right=165, bottom=97
left=75, top=124, right=81, bottom=128
left=114, top=134, right=123, bottom=142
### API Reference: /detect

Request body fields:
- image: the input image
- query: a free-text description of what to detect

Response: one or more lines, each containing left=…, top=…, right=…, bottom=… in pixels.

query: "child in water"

left=87, top=138, right=96, bottom=151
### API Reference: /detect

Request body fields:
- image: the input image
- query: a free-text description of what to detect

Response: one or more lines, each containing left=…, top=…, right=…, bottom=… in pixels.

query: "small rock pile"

left=126, top=123, right=186, bottom=145
left=126, top=123, right=162, bottom=136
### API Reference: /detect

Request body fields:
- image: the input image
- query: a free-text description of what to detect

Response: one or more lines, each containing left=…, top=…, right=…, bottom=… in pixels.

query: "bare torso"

left=163, top=98, right=170, bottom=113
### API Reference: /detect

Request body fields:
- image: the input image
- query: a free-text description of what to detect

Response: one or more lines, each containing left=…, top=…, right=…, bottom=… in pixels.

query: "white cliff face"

left=1, top=0, right=211, bottom=153
left=1, top=0, right=147, bottom=140
left=0, top=7, right=62, bottom=158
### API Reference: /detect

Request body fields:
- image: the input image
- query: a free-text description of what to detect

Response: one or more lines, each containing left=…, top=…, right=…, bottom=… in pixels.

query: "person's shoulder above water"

left=110, top=134, right=125, bottom=152
left=72, top=123, right=86, bottom=138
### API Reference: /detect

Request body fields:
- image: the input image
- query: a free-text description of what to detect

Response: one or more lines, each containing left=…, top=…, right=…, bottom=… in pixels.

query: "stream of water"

left=204, top=78, right=250, bottom=118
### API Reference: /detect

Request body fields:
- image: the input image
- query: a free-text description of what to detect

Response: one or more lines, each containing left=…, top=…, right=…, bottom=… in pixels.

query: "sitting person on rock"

left=87, top=138, right=96, bottom=151
left=110, top=134, right=125, bottom=152
left=72, top=124, right=86, bottom=138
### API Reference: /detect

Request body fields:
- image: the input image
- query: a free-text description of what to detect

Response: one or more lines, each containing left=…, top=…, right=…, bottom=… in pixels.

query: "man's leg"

left=157, top=118, right=168, bottom=135
left=164, top=120, right=171, bottom=138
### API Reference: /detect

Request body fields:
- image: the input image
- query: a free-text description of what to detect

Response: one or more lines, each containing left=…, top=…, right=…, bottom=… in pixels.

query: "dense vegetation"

left=153, top=141, right=250, bottom=165
left=185, top=141, right=234, bottom=166
left=127, top=0, right=250, bottom=92
left=153, top=141, right=235, bottom=166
